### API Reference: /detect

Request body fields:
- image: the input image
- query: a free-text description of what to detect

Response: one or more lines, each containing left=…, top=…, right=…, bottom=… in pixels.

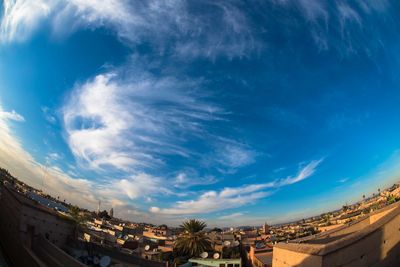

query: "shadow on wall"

left=295, top=226, right=400, bottom=267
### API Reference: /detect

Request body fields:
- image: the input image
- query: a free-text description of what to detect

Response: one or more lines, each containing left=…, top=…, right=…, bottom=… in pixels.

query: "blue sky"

left=1, top=0, right=400, bottom=226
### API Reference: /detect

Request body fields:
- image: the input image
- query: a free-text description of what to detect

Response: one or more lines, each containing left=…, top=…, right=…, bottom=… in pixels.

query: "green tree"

left=386, top=194, right=397, bottom=205
left=174, top=219, right=211, bottom=258
left=69, top=206, right=88, bottom=238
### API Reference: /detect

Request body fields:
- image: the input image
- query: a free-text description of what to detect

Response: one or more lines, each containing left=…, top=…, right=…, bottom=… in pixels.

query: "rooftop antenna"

left=97, top=200, right=101, bottom=214
left=41, top=164, right=48, bottom=192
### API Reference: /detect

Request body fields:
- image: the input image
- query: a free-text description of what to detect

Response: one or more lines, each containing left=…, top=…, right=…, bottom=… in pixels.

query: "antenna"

left=213, top=253, right=220, bottom=259
left=97, top=200, right=101, bottom=214
left=41, top=164, right=48, bottom=192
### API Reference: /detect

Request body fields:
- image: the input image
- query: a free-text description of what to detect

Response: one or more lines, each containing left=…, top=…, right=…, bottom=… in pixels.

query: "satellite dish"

left=200, top=252, right=208, bottom=259
left=233, top=240, right=240, bottom=247
left=93, top=257, right=100, bottom=265
left=144, top=245, right=150, bottom=251
left=213, top=253, right=220, bottom=259
left=255, top=242, right=265, bottom=249
left=99, top=256, right=111, bottom=267
left=223, top=241, right=231, bottom=246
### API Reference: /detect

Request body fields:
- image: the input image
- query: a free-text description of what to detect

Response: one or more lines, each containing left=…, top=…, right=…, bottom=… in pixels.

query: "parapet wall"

left=273, top=201, right=400, bottom=267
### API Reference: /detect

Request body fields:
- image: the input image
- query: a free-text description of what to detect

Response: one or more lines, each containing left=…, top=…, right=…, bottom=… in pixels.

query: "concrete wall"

left=0, top=185, right=44, bottom=266
left=321, top=210, right=400, bottom=267
left=33, top=235, right=87, bottom=267
left=0, top=184, right=81, bottom=267
left=272, top=247, right=322, bottom=267
left=272, top=202, right=400, bottom=267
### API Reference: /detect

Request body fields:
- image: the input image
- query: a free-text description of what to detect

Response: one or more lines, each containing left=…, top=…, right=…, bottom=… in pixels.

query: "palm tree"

left=69, top=205, right=87, bottom=239
left=174, top=219, right=211, bottom=258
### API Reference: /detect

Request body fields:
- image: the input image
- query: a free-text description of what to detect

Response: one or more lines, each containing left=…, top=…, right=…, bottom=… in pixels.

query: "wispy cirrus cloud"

left=1, top=0, right=260, bottom=60
left=62, top=66, right=225, bottom=172
left=150, top=159, right=323, bottom=215
left=0, top=103, right=161, bottom=221
left=0, top=104, right=99, bottom=208
left=216, top=142, right=257, bottom=169
left=173, top=170, right=217, bottom=189
left=150, top=190, right=271, bottom=215
left=268, top=0, right=392, bottom=53
left=0, top=109, right=25, bottom=121
left=278, top=159, right=323, bottom=186
left=219, top=212, right=244, bottom=220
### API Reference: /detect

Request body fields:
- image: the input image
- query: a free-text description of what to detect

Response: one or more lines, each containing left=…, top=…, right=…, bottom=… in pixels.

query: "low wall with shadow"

left=272, top=201, right=400, bottom=267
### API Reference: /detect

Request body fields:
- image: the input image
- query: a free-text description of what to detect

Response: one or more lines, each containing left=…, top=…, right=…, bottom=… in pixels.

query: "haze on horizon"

left=1, top=0, right=400, bottom=227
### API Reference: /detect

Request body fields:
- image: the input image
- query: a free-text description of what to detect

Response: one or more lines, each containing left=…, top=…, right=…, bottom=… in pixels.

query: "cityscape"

left=1, top=167, right=400, bottom=267
left=1, top=0, right=400, bottom=266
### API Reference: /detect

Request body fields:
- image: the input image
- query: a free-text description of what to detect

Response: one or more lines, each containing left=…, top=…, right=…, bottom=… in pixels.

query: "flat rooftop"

left=274, top=201, right=400, bottom=256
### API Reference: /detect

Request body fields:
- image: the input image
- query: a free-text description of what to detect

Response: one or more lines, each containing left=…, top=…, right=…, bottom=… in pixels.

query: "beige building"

left=272, top=201, right=400, bottom=266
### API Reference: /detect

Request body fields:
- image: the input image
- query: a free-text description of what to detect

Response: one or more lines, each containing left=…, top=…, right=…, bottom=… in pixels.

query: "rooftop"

left=274, top=201, right=400, bottom=256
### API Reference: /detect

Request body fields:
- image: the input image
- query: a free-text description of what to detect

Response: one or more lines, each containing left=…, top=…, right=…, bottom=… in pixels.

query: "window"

left=227, top=264, right=233, bottom=267
left=234, top=265, right=240, bottom=267
left=219, top=264, right=225, bottom=267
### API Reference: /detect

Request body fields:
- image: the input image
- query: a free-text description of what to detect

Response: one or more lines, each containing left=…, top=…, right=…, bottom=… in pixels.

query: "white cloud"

left=41, top=106, right=57, bottom=124
left=150, top=159, right=323, bottom=215
left=116, top=173, right=173, bottom=200
left=279, top=159, right=323, bottom=186
left=0, top=0, right=55, bottom=42
left=1, top=0, right=259, bottom=59
left=216, top=143, right=257, bottom=169
left=150, top=190, right=271, bottom=215
left=45, top=152, right=62, bottom=163
left=173, top=171, right=217, bottom=189
left=0, top=109, right=25, bottom=121
left=219, top=212, right=243, bottom=220
left=0, top=104, right=101, bottom=209
left=0, top=104, right=165, bottom=224
left=62, top=68, right=224, bottom=172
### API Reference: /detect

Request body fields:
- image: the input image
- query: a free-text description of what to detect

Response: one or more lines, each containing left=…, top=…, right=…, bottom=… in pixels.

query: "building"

left=272, top=201, right=400, bottom=266
left=143, top=225, right=172, bottom=240
left=0, top=182, right=86, bottom=267
left=263, top=222, right=270, bottom=235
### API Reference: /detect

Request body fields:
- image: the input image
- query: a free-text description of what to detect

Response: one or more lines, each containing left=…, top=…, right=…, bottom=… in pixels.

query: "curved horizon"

left=1, top=0, right=400, bottom=227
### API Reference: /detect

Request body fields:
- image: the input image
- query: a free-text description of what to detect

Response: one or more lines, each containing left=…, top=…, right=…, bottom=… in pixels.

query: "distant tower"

left=263, top=222, right=269, bottom=234
left=97, top=200, right=101, bottom=214
left=109, top=207, right=114, bottom=218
